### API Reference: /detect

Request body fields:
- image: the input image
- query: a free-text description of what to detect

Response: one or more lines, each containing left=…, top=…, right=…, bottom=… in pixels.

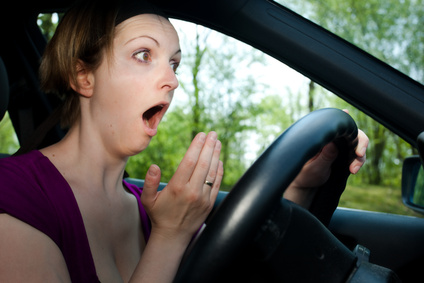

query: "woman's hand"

left=141, top=131, right=224, bottom=241
left=284, top=122, right=369, bottom=208
left=133, top=133, right=223, bottom=283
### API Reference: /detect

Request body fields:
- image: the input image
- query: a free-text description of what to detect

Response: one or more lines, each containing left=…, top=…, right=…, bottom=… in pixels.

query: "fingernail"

left=198, top=132, right=206, bottom=142
left=216, top=140, right=222, bottom=150
left=352, top=166, right=360, bottom=174
left=359, top=147, right=366, bottom=157
left=208, top=131, right=217, bottom=141
left=148, top=164, right=159, bottom=176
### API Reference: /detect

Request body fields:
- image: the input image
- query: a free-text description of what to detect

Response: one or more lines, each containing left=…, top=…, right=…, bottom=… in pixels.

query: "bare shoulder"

left=0, top=213, right=71, bottom=282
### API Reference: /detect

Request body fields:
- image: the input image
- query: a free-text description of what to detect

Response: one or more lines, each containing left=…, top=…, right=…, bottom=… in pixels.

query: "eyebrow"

left=173, top=49, right=182, bottom=57
left=125, top=35, right=160, bottom=46
left=125, top=35, right=181, bottom=56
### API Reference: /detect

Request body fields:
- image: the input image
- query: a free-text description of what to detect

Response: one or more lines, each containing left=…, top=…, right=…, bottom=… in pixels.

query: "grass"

left=340, top=184, right=423, bottom=218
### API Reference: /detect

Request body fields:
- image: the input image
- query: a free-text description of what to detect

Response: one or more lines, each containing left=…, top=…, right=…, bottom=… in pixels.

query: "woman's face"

left=87, top=14, right=181, bottom=158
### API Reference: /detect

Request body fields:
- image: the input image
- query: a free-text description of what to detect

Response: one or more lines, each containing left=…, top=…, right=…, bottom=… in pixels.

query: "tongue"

left=143, top=106, right=162, bottom=136
left=143, top=118, right=158, bottom=136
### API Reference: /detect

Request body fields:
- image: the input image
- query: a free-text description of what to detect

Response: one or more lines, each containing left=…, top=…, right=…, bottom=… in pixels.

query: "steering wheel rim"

left=174, top=108, right=358, bottom=282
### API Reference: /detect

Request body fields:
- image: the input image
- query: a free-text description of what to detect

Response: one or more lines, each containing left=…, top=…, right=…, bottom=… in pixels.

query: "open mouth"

left=142, top=103, right=169, bottom=135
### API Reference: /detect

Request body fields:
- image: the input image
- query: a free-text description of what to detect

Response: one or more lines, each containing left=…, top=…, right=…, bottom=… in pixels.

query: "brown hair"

left=39, top=1, right=119, bottom=128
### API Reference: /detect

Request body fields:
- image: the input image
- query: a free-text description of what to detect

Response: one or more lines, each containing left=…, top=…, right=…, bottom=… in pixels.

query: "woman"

left=0, top=0, right=368, bottom=282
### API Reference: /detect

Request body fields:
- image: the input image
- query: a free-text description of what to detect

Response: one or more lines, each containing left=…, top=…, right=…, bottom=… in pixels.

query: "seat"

left=0, top=56, right=9, bottom=122
left=0, top=56, right=11, bottom=158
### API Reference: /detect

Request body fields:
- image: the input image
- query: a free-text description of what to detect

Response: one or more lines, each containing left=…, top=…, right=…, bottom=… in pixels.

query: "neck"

left=40, top=123, right=129, bottom=194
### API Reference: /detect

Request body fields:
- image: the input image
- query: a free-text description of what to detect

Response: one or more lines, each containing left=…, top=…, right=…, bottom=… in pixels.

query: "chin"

left=135, top=139, right=152, bottom=155
left=120, top=137, right=152, bottom=158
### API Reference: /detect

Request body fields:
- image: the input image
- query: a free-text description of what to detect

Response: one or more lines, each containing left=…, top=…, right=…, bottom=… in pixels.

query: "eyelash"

left=132, top=49, right=180, bottom=74
left=171, top=61, right=180, bottom=74
left=133, top=49, right=151, bottom=63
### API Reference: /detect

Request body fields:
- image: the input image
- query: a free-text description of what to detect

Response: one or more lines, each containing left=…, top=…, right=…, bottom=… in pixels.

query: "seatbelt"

left=17, top=107, right=35, bottom=145
left=14, top=105, right=62, bottom=156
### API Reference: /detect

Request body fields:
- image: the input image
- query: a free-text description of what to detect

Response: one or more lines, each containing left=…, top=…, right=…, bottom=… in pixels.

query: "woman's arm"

left=0, top=214, right=71, bottom=282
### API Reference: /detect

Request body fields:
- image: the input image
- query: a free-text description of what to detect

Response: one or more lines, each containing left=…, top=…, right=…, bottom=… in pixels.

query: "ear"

left=70, top=60, right=95, bottom=98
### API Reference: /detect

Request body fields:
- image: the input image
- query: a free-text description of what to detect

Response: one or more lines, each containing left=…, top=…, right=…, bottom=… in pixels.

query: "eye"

left=133, top=50, right=151, bottom=63
left=171, top=61, right=180, bottom=74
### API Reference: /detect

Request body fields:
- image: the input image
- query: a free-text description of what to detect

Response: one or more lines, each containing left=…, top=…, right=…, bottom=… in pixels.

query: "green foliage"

left=341, top=184, right=422, bottom=217
left=0, top=113, right=19, bottom=154
left=37, top=13, right=61, bottom=40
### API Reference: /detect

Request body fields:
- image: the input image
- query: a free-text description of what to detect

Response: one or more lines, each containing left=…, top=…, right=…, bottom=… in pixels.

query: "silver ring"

left=204, top=180, right=213, bottom=187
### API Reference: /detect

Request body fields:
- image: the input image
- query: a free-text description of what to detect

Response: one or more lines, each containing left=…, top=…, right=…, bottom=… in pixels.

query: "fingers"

left=297, top=142, right=339, bottom=188
left=350, top=129, right=369, bottom=174
left=142, top=132, right=223, bottom=240
left=171, top=131, right=222, bottom=192
left=191, top=132, right=219, bottom=189
left=355, top=129, right=369, bottom=158
left=203, top=140, right=223, bottom=200
left=210, top=160, right=224, bottom=202
left=171, top=132, right=207, bottom=185
left=342, top=109, right=369, bottom=174
left=203, top=140, right=221, bottom=187
left=319, top=142, right=339, bottom=163
left=141, top=164, right=162, bottom=207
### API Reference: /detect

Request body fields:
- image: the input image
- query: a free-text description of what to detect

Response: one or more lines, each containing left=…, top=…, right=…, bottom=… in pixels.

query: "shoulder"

left=0, top=150, right=62, bottom=205
left=0, top=150, right=70, bottom=246
left=0, top=151, right=53, bottom=208
left=0, top=150, right=50, bottom=181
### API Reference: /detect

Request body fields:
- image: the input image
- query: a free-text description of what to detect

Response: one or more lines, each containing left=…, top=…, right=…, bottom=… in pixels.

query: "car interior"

left=1, top=0, right=424, bottom=282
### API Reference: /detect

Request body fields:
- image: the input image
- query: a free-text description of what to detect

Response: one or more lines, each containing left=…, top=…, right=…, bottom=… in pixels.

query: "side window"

left=0, top=113, right=19, bottom=154
left=37, top=13, right=62, bottom=41
left=35, top=15, right=419, bottom=217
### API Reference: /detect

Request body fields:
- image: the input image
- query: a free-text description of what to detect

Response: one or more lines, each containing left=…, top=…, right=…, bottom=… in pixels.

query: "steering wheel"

left=174, top=108, right=359, bottom=282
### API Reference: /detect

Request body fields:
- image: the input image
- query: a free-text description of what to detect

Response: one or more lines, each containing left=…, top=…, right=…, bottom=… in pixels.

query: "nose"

left=158, top=63, right=179, bottom=91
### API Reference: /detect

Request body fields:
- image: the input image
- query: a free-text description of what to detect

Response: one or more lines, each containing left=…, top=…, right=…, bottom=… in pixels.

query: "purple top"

left=0, top=150, right=151, bottom=282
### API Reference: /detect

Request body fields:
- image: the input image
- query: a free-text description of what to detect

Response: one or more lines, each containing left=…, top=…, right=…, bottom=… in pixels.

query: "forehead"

left=114, top=14, right=179, bottom=45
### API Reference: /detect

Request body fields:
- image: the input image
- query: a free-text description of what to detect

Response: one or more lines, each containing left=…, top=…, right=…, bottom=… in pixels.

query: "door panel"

left=330, top=208, right=424, bottom=282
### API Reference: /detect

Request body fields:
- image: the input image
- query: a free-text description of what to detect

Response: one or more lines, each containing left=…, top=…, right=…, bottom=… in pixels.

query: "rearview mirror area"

left=402, top=156, right=424, bottom=214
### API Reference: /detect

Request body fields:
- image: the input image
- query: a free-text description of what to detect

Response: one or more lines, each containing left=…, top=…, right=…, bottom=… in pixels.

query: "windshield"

left=273, top=0, right=424, bottom=85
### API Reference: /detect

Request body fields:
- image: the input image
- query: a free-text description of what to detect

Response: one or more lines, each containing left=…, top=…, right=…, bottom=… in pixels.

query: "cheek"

left=92, top=60, right=153, bottom=126
left=95, top=67, right=146, bottom=109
